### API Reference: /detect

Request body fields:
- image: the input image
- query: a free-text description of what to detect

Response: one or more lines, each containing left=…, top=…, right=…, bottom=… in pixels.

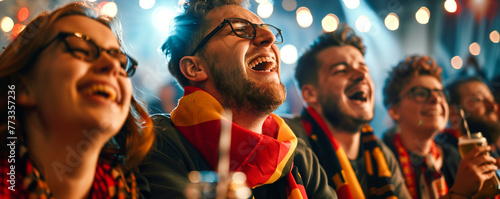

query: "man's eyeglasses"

left=399, top=86, right=445, bottom=103
left=190, top=18, right=283, bottom=56
left=38, top=32, right=138, bottom=77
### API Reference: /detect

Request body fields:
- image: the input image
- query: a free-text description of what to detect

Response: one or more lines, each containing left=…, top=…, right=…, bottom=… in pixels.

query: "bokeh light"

left=444, top=0, right=457, bottom=13
left=101, top=2, right=118, bottom=17
left=384, top=13, right=399, bottom=31
left=11, top=23, right=25, bottom=37
left=343, top=0, right=360, bottom=9
left=97, top=1, right=108, bottom=12
left=1, top=17, right=14, bottom=33
left=256, top=0, right=268, bottom=3
left=139, top=0, right=155, bottom=10
left=280, top=44, right=298, bottom=64
left=296, top=7, right=313, bottom=28
left=153, top=7, right=176, bottom=33
left=355, top=15, right=371, bottom=33
left=282, top=0, right=297, bottom=11
left=490, top=30, right=499, bottom=43
left=257, top=2, right=273, bottom=18
left=17, top=7, right=29, bottom=22
left=451, top=56, right=463, bottom=69
left=468, top=0, right=488, bottom=16
left=322, top=13, right=339, bottom=32
left=416, top=6, right=430, bottom=24
left=469, top=42, right=480, bottom=55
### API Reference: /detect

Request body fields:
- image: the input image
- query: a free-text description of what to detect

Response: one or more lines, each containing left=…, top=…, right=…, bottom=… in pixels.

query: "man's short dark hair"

left=383, top=55, right=442, bottom=109
left=294, top=24, right=365, bottom=89
left=161, top=0, right=245, bottom=87
left=446, top=76, right=487, bottom=108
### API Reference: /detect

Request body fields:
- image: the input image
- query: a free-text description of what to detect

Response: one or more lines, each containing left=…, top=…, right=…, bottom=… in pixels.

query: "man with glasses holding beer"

left=382, top=55, right=498, bottom=198
left=440, top=77, right=500, bottom=149
left=137, top=0, right=336, bottom=198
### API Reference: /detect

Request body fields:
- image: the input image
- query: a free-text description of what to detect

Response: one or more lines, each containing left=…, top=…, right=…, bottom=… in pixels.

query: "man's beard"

left=319, top=93, right=372, bottom=133
left=208, top=61, right=286, bottom=115
left=466, top=114, right=500, bottom=145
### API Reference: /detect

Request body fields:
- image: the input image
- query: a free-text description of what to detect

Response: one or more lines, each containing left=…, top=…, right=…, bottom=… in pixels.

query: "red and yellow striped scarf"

left=393, top=133, right=448, bottom=198
left=171, top=86, right=306, bottom=198
left=0, top=145, right=138, bottom=199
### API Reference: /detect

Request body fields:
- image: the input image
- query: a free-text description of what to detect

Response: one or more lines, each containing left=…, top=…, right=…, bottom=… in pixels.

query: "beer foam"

left=458, top=136, right=487, bottom=146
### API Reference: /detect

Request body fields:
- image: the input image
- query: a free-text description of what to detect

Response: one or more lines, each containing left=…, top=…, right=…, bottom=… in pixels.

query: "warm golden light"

left=355, top=15, right=371, bottom=33
left=444, top=0, right=457, bottom=13
left=415, top=6, right=430, bottom=24
left=451, top=56, right=463, bottom=69
left=101, top=2, right=118, bottom=18
left=490, top=30, right=499, bottom=43
left=384, top=13, right=399, bottom=31
left=1, top=17, right=14, bottom=33
left=322, top=14, right=339, bottom=32
left=469, top=42, right=480, bottom=56
left=296, top=7, right=313, bottom=28
left=257, top=2, right=273, bottom=18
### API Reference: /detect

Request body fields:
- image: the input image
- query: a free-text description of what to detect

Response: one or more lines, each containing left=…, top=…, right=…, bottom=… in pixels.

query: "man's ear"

left=179, top=56, right=208, bottom=82
left=388, top=105, right=400, bottom=121
left=16, top=77, right=36, bottom=106
left=301, top=84, right=319, bottom=104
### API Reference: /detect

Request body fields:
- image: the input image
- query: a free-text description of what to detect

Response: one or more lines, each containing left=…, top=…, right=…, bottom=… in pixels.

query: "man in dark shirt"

left=137, top=0, right=336, bottom=198
left=284, top=24, right=410, bottom=198
left=441, top=77, right=500, bottom=149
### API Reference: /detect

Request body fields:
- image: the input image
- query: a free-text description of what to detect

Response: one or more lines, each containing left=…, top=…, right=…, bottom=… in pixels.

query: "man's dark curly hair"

left=383, top=55, right=442, bottom=109
left=295, top=24, right=365, bottom=89
left=161, top=0, right=247, bottom=87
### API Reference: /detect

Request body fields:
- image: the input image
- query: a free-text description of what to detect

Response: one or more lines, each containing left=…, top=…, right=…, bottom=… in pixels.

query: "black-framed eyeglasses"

left=190, top=18, right=283, bottom=56
left=37, top=32, right=138, bottom=77
left=398, top=86, right=445, bottom=103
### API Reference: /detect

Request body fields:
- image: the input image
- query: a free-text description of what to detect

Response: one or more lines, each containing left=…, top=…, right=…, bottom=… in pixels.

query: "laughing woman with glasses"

left=381, top=55, right=498, bottom=198
left=0, top=2, right=154, bottom=198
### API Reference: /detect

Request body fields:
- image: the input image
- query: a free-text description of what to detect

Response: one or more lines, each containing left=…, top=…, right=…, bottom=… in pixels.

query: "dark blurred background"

left=1, top=0, right=499, bottom=136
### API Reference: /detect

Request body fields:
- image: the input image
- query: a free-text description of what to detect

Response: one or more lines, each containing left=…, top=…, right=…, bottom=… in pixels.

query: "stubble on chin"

left=219, top=78, right=286, bottom=115
left=211, top=66, right=286, bottom=115
left=320, top=95, right=373, bottom=134
left=244, top=79, right=286, bottom=114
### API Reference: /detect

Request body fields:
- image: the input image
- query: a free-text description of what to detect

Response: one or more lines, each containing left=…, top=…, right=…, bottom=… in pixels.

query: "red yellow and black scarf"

left=393, top=133, right=448, bottom=199
left=171, top=86, right=307, bottom=198
left=300, top=106, right=397, bottom=199
left=0, top=145, right=138, bottom=199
